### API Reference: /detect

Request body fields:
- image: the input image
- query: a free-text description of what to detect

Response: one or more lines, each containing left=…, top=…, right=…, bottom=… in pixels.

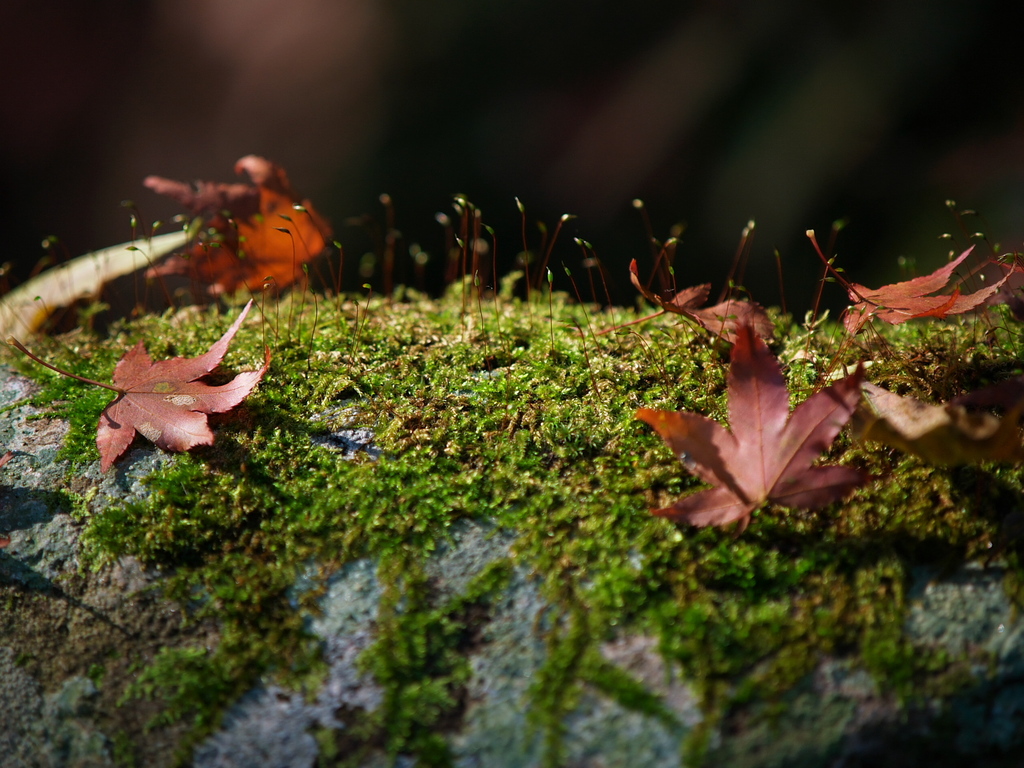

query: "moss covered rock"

left=4, top=288, right=1024, bottom=767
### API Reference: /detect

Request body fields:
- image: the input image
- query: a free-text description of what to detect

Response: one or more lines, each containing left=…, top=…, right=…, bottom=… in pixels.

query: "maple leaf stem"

left=595, top=309, right=668, bottom=336
left=7, top=337, right=125, bottom=394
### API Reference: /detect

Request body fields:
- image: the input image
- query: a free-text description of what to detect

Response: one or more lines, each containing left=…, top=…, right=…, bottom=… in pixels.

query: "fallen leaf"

left=629, top=259, right=773, bottom=342
left=836, top=247, right=1005, bottom=334
left=852, top=381, right=1024, bottom=465
left=0, top=231, right=188, bottom=337
left=636, top=325, right=865, bottom=531
left=145, top=155, right=331, bottom=296
left=952, top=376, right=1024, bottom=410
left=96, top=300, right=269, bottom=471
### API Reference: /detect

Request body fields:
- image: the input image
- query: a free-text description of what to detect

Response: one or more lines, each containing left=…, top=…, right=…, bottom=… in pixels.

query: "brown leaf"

left=145, top=155, right=332, bottom=296
left=952, top=375, right=1024, bottom=410
left=841, top=247, right=1005, bottom=334
left=852, top=381, right=1024, bottom=465
left=96, top=300, right=269, bottom=471
left=629, top=259, right=773, bottom=342
left=636, top=325, right=865, bottom=531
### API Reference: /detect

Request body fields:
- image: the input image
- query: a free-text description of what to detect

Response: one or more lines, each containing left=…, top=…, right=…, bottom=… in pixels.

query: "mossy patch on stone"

left=4, top=283, right=1024, bottom=765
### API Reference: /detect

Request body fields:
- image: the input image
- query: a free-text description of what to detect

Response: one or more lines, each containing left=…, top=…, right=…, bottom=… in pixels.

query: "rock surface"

left=5, top=359, right=1024, bottom=767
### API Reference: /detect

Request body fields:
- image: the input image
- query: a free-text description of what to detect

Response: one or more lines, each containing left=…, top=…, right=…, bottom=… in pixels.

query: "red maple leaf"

left=807, top=234, right=1005, bottom=334
left=145, top=155, right=332, bottom=296
left=628, top=259, right=773, bottom=342
left=636, top=325, right=866, bottom=531
left=95, top=300, right=269, bottom=471
left=10, top=301, right=270, bottom=472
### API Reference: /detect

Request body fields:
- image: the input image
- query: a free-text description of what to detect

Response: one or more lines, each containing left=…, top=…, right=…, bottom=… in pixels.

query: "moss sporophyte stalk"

left=4, top=237, right=1024, bottom=766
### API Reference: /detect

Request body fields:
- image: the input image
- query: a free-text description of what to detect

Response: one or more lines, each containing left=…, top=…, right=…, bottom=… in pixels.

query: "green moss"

left=582, top=652, right=682, bottom=728
left=353, top=557, right=513, bottom=766
left=87, top=662, right=106, bottom=687
left=124, top=646, right=237, bottom=730
left=112, top=729, right=138, bottom=768
left=4, top=282, right=1024, bottom=764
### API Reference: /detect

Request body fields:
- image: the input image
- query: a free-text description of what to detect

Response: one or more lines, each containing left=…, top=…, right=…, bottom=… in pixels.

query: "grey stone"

left=13, top=349, right=1024, bottom=766
left=206, top=520, right=702, bottom=767
left=905, top=562, right=1014, bottom=657
left=193, top=555, right=389, bottom=768
left=424, top=517, right=516, bottom=599
left=192, top=632, right=383, bottom=768
left=310, top=403, right=381, bottom=461
left=451, top=566, right=550, bottom=768
left=309, top=558, right=382, bottom=640
left=1, top=646, right=113, bottom=768
left=1, top=365, right=172, bottom=590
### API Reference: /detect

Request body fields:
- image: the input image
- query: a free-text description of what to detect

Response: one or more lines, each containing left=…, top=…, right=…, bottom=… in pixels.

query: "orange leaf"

left=145, top=156, right=331, bottom=295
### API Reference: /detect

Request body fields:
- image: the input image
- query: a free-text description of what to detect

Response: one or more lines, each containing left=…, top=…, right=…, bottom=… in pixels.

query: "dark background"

left=3, top=0, right=1024, bottom=315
